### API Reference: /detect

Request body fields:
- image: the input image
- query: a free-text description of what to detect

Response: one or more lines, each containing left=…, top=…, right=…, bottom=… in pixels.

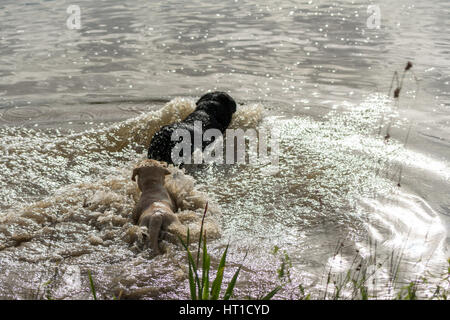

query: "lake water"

left=0, top=0, right=449, bottom=299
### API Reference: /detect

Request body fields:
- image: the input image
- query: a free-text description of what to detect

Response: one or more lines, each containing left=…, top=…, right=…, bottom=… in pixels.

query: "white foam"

left=0, top=98, right=264, bottom=299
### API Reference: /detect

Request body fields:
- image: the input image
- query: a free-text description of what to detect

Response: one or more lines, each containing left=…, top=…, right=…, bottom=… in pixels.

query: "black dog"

left=147, top=91, right=237, bottom=164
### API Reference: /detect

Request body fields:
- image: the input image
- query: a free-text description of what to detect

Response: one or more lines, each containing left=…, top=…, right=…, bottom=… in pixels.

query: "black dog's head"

left=195, top=91, right=237, bottom=131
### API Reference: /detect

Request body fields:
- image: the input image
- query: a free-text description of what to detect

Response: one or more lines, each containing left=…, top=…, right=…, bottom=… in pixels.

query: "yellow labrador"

left=131, top=160, right=179, bottom=254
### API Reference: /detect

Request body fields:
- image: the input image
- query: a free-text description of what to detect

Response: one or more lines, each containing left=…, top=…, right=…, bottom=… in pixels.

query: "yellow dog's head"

left=132, top=159, right=171, bottom=191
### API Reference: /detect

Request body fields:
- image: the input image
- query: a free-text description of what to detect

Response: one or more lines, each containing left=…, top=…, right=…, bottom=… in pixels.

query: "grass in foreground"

left=178, top=202, right=281, bottom=300
left=82, top=200, right=449, bottom=300
left=83, top=242, right=448, bottom=300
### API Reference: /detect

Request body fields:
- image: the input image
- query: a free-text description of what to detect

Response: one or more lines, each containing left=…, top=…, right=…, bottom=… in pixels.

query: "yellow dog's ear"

left=131, top=168, right=140, bottom=181
left=153, top=166, right=171, bottom=177
left=154, top=166, right=171, bottom=177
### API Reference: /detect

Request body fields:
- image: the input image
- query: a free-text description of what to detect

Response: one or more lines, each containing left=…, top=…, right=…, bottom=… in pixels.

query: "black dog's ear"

left=196, top=91, right=237, bottom=113
left=131, top=168, right=140, bottom=182
left=196, top=92, right=214, bottom=105
left=218, top=92, right=237, bottom=113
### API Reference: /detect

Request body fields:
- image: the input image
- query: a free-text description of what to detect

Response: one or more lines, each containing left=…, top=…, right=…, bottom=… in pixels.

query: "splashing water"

left=0, top=98, right=265, bottom=299
left=0, top=95, right=448, bottom=299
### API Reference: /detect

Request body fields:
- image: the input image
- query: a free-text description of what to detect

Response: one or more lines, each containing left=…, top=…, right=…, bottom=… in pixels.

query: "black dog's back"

left=147, top=91, right=236, bottom=164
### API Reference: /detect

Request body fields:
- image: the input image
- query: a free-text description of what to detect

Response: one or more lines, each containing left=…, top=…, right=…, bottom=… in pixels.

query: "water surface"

left=0, top=0, right=449, bottom=299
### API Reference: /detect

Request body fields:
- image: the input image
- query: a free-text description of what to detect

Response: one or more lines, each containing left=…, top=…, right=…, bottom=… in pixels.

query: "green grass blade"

left=210, top=245, right=229, bottom=300
left=185, top=246, right=200, bottom=282
left=188, top=260, right=197, bottom=300
left=201, top=233, right=210, bottom=300
left=178, top=232, right=198, bottom=273
left=360, top=285, right=368, bottom=300
left=184, top=228, right=196, bottom=299
left=186, top=228, right=190, bottom=247
left=88, top=271, right=97, bottom=300
left=202, top=253, right=211, bottom=300
left=223, top=251, right=248, bottom=300
left=197, top=202, right=208, bottom=266
left=223, top=265, right=241, bottom=300
left=210, top=266, right=225, bottom=300
left=178, top=232, right=201, bottom=299
left=261, top=286, right=282, bottom=300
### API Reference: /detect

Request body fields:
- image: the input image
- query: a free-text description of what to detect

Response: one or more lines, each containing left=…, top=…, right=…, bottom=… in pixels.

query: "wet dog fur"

left=147, top=91, right=237, bottom=164
left=131, top=161, right=180, bottom=254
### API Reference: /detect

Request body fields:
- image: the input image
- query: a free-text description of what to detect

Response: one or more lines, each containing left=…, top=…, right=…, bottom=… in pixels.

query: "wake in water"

left=0, top=97, right=263, bottom=208
left=0, top=95, right=448, bottom=299
left=0, top=97, right=263, bottom=299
